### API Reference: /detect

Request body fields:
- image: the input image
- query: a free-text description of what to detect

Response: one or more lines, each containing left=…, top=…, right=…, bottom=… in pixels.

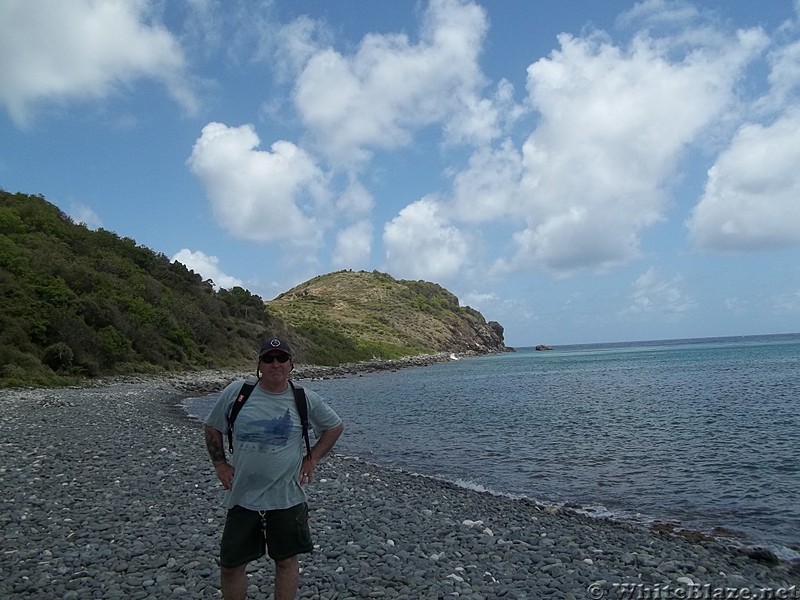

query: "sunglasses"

left=261, top=354, right=291, bottom=364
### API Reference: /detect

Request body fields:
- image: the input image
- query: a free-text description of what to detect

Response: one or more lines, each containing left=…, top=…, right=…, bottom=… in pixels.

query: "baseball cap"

left=259, top=337, right=293, bottom=358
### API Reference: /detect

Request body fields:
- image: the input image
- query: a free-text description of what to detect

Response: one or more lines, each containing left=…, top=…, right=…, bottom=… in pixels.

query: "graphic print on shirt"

left=238, top=409, right=294, bottom=447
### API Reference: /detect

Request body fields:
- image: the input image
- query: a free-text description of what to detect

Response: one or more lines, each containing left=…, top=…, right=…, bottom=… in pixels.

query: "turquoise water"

left=185, top=333, right=800, bottom=557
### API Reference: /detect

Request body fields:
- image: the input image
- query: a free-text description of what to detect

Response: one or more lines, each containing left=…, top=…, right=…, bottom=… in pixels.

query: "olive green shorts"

left=219, top=503, right=313, bottom=567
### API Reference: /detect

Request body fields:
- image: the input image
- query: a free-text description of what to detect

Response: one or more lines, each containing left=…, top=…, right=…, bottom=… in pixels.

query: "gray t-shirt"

left=205, top=379, right=342, bottom=511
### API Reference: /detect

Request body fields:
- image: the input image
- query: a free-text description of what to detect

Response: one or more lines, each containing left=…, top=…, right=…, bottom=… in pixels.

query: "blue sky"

left=2, top=0, right=799, bottom=347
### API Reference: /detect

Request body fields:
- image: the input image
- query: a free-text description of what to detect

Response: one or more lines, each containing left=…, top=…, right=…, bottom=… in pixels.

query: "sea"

left=183, top=333, right=800, bottom=560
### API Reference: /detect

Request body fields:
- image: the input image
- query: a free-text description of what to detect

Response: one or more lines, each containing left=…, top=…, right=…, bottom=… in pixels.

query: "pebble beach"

left=1, top=370, right=798, bottom=599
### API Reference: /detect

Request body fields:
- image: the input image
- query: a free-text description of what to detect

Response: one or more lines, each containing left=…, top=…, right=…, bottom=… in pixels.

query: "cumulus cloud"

left=459, top=290, right=499, bottom=313
left=172, top=248, right=243, bottom=290
left=625, top=267, right=695, bottom=314
left=0, top=0, right=196, bottom=126
left=332, top=220, right=373, bottom=269
left=451, top=140, right=525, bottom=223
left=260, top=0, right=778, bottom=284
left=284, top=0, right=493, bottom=164
left=273, top=16, right=334, bottom=79
left=687, top=113, right=800, bottom=251
left=68, top=202, right=103, bottom=230
left=724, top=297, right=750, bottom=314
left=486, top=26, right=767, bottom=275
left=336, top=180, right=374, bottom=217
left=383, top=198, right=470, bottom=281
left=771, top=289, right=800, bottom=313
left=187, top=122, right=330, bottom=247
left=180, top=0, right=794, bottom=289
left=754, top=38, right=800, bottom=115
left=420, top=3, right=775, bottom=282
left=616, top=0, right=703, bottom=29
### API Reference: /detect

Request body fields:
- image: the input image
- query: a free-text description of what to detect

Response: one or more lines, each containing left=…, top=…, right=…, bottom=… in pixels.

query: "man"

left=204, top=337, right=344, bottom=600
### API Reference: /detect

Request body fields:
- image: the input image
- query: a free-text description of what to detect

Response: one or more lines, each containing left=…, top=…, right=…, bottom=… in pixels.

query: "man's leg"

left=219, top=506, right=266, bottom=599
left=273, top=555, right=299, bottom=600
left=221, top=563, right=248, bottom=600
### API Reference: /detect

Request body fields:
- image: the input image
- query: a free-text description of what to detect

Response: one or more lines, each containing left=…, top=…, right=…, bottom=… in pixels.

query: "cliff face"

left=266, top=270, right=508, bottom=365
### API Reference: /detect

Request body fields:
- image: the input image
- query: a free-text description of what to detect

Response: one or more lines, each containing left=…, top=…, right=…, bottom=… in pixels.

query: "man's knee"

left=221, top=563, right=248, bottom=578
left=274, top=555, right=298, bottom=571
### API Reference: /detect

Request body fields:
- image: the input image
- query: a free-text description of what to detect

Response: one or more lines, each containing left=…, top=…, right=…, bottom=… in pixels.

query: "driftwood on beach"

left=1, top=368, right=797, bottom=599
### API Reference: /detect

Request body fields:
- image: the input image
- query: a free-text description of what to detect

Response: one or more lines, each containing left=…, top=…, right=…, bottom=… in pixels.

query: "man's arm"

left=310, top=421, right=344, bottom=462
left=204, top=425, right=234, bottom=490
left=299, top=421, right=344, bottom=485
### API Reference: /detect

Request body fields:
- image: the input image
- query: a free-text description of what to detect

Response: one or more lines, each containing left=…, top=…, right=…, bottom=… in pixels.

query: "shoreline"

left=70, top=360, right=800, bottom=562
left=1, top=374, right=798, bottom=598
left=59, top=352, right=467, bottom=397
left=175, top=362, right=799, bottom=565
left=324, top=450, right=800, bottom=565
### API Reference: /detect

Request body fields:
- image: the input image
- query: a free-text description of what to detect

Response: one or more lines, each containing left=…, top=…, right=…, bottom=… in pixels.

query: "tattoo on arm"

left=204, top=426, right=227, bottom=463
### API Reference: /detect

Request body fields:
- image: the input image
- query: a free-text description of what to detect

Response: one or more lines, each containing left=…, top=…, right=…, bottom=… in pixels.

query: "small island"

left=535, top=344, right=554, bottom=351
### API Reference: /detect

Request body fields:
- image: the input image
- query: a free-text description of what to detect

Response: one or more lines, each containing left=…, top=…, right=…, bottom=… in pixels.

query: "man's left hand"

left=299, top=455, right=317, bottom=485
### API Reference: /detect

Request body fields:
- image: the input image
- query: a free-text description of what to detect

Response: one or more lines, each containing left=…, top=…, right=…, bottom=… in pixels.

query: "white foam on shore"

left=452, top=476, right=800, bottom=563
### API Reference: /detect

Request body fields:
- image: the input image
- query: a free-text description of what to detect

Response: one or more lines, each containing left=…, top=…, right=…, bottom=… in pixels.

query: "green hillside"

left=0, top=190, right=283, bottom=387
left=0, top=190, right=507, bottom=387
left=268, top=270, right=507, bottom=365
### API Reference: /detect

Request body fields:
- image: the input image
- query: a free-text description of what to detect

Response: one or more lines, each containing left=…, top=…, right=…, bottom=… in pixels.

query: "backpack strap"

left=227, top=382, right=256, bottom=453
left=289, top=380, right=312, bottom=458
left=226, top=380, right=311, bottom=457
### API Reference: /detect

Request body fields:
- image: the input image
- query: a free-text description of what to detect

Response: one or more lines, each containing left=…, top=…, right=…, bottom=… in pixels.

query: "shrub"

left=42, top=342, right=74, bottom=371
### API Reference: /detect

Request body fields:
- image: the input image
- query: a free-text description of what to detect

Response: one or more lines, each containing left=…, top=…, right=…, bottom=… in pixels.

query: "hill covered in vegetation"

left=0, top=190, right=285, bottom=387
left=268, top=270, right=507, bottom=365
left=0, top=190, right=507, bottom=387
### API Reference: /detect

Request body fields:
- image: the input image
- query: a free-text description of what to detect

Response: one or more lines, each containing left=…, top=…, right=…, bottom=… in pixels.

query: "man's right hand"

left=213, top=462, right=234, bottom=490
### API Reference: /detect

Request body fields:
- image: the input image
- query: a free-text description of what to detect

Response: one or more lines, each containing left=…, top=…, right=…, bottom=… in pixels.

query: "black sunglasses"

left=261, top=354, right=291, bottom=364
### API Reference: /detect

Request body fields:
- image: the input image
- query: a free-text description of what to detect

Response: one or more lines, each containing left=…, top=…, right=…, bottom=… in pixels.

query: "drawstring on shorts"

left=259, top=510, right=268, bottom=538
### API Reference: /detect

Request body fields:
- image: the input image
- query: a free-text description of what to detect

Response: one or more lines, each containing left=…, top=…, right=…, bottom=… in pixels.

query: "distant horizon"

left=512, top=331, right=800, bottom=349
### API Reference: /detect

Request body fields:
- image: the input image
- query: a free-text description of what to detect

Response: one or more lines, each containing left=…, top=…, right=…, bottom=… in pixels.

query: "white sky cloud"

left=451, top=140, right=525, bottom=224
left=625, top=267, right=695, bottom=315
left=459, top=290, right=500, bottom=314
left=336, top=180, right=374, bottom=218
left=383, top=4, right=777, bottom=283
left=172, top=248, right=243, bottom=290
left=332, top=220, right=373, bottom=269
left=771, top=289, right=800, bottom=313
left=687, top=113, right=800, bottom=251
left=187, top=122, right=329, bottom=247
left=0, top=0, right=197, bottom=126
left=186, top=0, right=791, bottom=287
left=284, top=0, right=493, bottom=165
left=616, top=0, right=703, bottom=28
left=754, top=37, right=800, bottom=115
left=68, top=202, right=103, bottom=230
left=482, top=25, right=766, bottom=276
left=383, top=198, right=470, bottom=281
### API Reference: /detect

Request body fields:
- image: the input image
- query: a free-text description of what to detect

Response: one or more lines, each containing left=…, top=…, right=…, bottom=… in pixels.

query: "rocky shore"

left=1, top=368, right=798, bottom=599
left=161, top=352, right=470, bottom=396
